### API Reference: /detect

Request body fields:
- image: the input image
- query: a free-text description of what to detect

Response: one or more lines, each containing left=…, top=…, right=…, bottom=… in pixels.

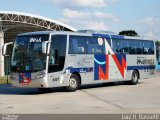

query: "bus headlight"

left=36, top=74, right=45, bottom=79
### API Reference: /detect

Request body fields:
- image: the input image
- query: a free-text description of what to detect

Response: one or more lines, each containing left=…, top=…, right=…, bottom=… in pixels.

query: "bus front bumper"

left=11, top=78, right=49, bottom=88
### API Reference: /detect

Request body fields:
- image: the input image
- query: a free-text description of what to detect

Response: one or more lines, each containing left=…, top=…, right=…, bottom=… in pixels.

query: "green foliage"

left=0, top=76, right=11, bottom=84
left=156, top=41, right=160, bottom=47
left=119, top=30, right=139, bottom=37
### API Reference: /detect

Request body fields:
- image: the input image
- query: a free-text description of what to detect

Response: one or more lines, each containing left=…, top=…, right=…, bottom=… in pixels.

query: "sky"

left=0, top=0, right=160, bottom=40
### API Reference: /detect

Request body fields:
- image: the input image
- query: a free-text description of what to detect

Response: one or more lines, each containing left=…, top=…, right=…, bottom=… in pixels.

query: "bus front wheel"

left=65, top=74, right=80, bottom=92
left=128, top=70, right=139, bottom=85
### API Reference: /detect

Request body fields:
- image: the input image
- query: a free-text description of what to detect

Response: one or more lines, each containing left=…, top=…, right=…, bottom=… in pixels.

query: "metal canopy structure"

left=0, top=11, right=77, bottom=42
left=0, top=11, right=77, bottom=76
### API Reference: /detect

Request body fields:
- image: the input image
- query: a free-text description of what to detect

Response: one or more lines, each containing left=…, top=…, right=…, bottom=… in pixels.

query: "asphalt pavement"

left=0, top=73, right=160, bottom=114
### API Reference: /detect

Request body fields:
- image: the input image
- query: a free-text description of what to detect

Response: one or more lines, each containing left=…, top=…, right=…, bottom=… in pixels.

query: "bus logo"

left=19, top=73, right=31, bottom=85
left=94, top=54, right=109, bottom=80
left=94, top=54, right=126, bottom=80
left=30, top=37, right=42, bottom=42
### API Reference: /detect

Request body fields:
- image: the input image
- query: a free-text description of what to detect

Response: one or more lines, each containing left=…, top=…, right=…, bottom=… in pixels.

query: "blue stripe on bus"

left=92, top=34, right=110, bottom=39
left=66, top=65, right=155, bottom=74
left=110, top=35, right=125, bottom=39
left=66, top=67, right=93, bottom=73
left=127, top=65, right=155, bottom=70
left=92, top=33, right=125, bottom=39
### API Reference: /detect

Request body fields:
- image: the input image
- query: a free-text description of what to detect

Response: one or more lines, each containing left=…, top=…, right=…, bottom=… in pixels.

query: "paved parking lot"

left=0, top=74, right=160, bottom=114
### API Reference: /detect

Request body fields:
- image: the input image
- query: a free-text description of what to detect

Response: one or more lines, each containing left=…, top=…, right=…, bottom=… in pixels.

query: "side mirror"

left=42, top=41, right=50, bottom=54
left=2, top=42, right=13, bottom=56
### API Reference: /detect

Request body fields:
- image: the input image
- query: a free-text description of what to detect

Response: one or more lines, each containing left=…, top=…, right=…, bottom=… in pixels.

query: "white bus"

left=3, top=30, right=156, bottom=92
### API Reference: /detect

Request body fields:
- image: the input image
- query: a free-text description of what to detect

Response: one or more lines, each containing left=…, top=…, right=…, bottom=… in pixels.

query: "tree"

left=119, top=30, right=139, bottom=37
left=156, top=41, right=160, bottom=49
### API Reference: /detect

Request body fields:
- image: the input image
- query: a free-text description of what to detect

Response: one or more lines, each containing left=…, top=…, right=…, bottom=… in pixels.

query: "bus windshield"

left=11, top=35, right=49, bottom=72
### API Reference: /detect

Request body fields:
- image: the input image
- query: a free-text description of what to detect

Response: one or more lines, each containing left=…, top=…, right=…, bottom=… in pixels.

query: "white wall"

left=0, top=31, right=4, bottom=76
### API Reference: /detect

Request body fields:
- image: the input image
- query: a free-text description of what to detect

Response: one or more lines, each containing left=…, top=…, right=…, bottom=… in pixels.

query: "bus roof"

left=17, top=31, right=154, bottom=41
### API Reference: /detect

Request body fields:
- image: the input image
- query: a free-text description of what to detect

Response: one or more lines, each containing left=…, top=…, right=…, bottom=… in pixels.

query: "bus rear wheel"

left=65, top=74, right=80, bottom=92
left=127, top=70, right=139, bottom=85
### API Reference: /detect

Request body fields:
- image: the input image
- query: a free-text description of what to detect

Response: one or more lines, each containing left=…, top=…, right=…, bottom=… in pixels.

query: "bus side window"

left=87, top=44, right=95, bottom=54
left=86, top=37, right=105, bottom=54
left=119, top=40, right=130, bottom=54
left=130, top=40, right=143, bottom=54
left=112, top=39, right=131, bottom=54
left=124, top=40, right=131, bottom=54
left=131, top=41, right=137, bottom=54
left=149, top=41, right=154, bottom=54
left=69, top=36, right=86, bottom=54
left=143, top=41, right=154, bottom=55
left=143, top=41, right=148, bottom=54
left=136, top=41, right=143, bottom=54
left=112, top=39, right=118, bottom=54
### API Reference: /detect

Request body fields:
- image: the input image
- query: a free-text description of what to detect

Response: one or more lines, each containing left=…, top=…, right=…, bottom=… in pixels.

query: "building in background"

left=0, top=11, right=77, bottom=76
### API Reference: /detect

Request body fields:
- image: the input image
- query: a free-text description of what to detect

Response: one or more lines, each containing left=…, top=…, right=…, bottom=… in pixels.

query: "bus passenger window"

left=112, top=39, right=118, bottom=53
left=130, top=40, right=143, bottom=54
left=69, top=36, right=86, bottom=54
left=143, top=41, right=154, bottom=55
left=86, top=37, right=105, bottom=54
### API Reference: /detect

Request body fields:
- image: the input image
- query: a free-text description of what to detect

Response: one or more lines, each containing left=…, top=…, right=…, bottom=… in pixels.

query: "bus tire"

left=128, top=70, right=139, bottom=85
left=65, top=74, right=80, bottom=92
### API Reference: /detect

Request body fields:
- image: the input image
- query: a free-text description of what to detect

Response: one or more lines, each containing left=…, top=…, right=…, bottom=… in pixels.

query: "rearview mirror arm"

left=2, top=42, right=13, bottom=56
